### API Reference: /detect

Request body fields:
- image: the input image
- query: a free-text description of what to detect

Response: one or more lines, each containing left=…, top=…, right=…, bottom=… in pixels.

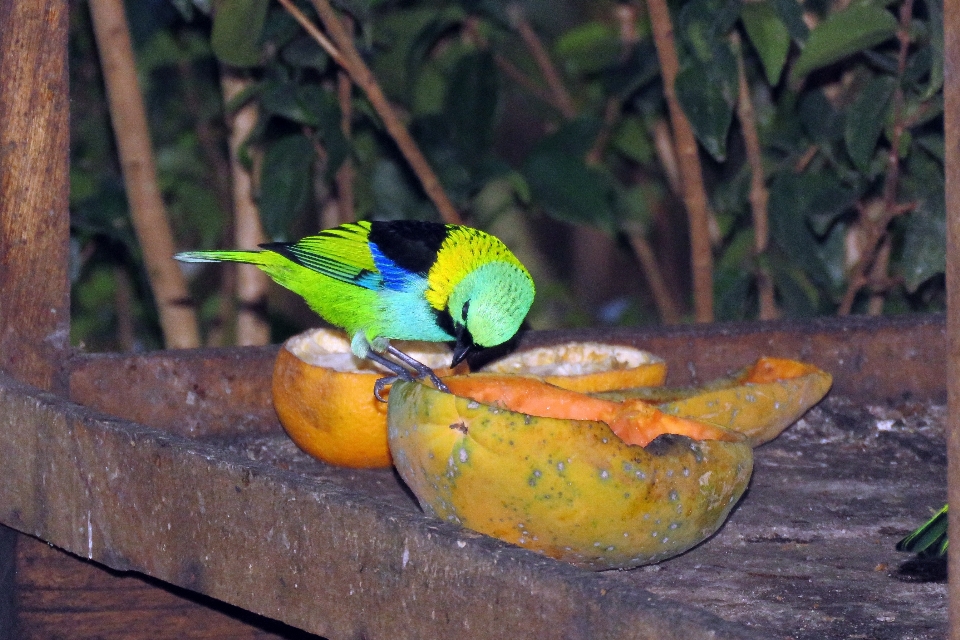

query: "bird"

left=175, top=220, right=535, bottom=399
left=897, top=504, right=948, bottom=557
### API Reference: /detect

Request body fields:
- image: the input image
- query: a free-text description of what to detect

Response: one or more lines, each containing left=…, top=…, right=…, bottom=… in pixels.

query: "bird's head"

left=448, top=261, right=535, bottom=366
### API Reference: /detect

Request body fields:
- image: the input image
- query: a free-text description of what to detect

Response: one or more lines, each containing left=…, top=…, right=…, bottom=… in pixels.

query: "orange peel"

left=272, top=327, right=458, bottom=468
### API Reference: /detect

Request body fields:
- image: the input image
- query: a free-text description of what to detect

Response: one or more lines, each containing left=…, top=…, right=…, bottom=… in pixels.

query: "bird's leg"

left=385, top=346, right=451, bottom=394
left=362, top=339, right=451, bottom=402
left=364, top=350, right=416, bottom=402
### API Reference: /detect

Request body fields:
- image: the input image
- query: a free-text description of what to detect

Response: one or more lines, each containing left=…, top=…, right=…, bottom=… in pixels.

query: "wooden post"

left=945, top=1, right=960, bottom=638
left=0, top=0, right=70, bottom=394
left=0, top=3, right=69, bottom=638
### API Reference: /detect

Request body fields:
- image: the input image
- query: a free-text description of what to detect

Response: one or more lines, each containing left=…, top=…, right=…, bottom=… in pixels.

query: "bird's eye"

left=461, top=301, right=469, bottom=321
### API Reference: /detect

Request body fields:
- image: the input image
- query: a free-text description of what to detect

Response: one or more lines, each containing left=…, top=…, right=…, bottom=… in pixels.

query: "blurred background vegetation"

left=70, top=0, right=945, bottom=353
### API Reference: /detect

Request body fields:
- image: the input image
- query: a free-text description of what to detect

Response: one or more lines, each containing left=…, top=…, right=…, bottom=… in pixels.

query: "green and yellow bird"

left=175, top=220, right=535, bottom=398
left=897, top=504, right=948, bottom=557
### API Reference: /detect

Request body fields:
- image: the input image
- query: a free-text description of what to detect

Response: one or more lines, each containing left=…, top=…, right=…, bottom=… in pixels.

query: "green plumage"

left=897, top=504, right=948, bottom=557
left=175, top=220, right=535, bottom=378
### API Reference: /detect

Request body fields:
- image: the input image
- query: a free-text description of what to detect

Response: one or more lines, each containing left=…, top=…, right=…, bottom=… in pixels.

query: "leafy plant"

left=69, top=0, right=945, bottom=351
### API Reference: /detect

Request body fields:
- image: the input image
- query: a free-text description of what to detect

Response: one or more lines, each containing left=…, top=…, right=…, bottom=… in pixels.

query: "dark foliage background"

left=70, top=0, right=944, bottom=351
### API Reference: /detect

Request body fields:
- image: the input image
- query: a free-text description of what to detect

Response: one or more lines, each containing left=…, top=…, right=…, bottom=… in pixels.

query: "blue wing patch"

left=370, top=243, right=422, bottom=291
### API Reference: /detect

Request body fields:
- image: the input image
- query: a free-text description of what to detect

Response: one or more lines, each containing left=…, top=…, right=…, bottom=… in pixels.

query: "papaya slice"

left=388, top=375, right=752, bottom=570
left=598, top=357, right=832, bottom=447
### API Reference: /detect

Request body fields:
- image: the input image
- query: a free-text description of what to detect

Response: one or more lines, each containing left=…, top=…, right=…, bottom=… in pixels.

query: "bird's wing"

left=366, top=220, right=449, bottom=275
left=261, top=222, right=382, bottom=290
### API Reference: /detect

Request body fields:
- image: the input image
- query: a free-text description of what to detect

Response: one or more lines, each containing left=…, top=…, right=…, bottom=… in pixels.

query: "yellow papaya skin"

left=388, top=381, right=754, bottom=570
left=598, top=358, right=833, bottom=447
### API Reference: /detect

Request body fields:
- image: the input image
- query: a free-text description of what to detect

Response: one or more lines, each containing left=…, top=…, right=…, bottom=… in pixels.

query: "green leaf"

left=921, top=0, right=943, bottom=97
left=768, top=172, right=843, bottom=288
left=714, top=229, right=755, bottom=321
left=371, top=159, right=437, bottom=221
left=523, top=152, right=617, bottom=230
left=677, top=0, right=741, bottom=61
left=521, top=119, right=616, bottom=230
left=615, top=184, right=656, bottom=233
left=259, top=135, right=315, bottom=239
left=675, top=49, right=737, bottom=161
left=281, top=35, right=330, bottom=70
left=211, top=0, right=269, bottom=67
left=769, top=0, right=809, bottom=42
left=844, top=75, right=895, bottom=171
left=798, top=89, right=844, bottom=143
left=554, top=21, right=621, bottom=76
left=444, top=51, right=498, bottom=160
left=740, top=2, right=791, bottom=85
left=602, top=41, right=660, bottom=99
left=611, top=116, right=654, bottom=164
left=900, top=189, right=945, bottom=292
left=770, top=254, right=820, bottom=316
left=900, top=151, right=946, bottom=292
left=790, top=5, right=898, bottom=83
left=405, top=10, right=467, bottom=91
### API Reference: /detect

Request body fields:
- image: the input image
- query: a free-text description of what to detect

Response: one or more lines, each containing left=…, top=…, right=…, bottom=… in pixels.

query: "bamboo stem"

left=507, top=4, right=577, bottom=120
left=88, top=0, right=200, bottom=349
left=585, top=98, right=621, bottom=166
left=838, top=0, right=914, bottom=315
left=279, top=0, right=462, bottom=224
left=221, top=72, right=271, bottom=346
left=334, top=16, right=356, bottom=224
left=943, top=0, right=960, bottom=631
left=645, top=0, right=715, bottom=322
left=732, top=33, right=777, bottom=320
left=626, top=231, right=681, bottom=323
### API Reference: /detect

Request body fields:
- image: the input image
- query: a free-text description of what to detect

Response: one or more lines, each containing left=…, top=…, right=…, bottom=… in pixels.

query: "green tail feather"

left=897, top=505, right=948, bottom=557
left=174, top=250, right=267, bottom=265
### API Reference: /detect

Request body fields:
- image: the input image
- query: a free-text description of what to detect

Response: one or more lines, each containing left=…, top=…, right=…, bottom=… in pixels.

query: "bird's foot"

left=424, top=369, right=450, bottom=393
left=372, top=369, right=449, bottom=403
left=373, top=375, right=399, bottom=402
left=366, top=345, right=451, bottom=402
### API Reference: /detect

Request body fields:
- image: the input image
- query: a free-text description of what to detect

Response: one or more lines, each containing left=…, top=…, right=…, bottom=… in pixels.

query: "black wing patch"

left=367, top=220, right=449, bottom=275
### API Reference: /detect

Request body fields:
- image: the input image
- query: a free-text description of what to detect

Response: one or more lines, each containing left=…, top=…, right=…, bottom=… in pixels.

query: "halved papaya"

left=388, top=375, right=753, bottom=570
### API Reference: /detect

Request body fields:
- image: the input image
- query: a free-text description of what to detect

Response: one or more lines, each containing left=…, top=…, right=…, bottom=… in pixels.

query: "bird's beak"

left=452, top=324, right=473, bottom=366
left=452, top=342, right=471, bottom=366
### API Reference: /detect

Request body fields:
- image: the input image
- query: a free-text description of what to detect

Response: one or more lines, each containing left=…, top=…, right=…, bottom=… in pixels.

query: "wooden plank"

left=944, top=0, right=960, bottom=635
left=67, top=315, right=947, bottom=441
left=13, top=534, right=314, bottom=639
left=0, top=527, right=15, bottom=639
left=0, top=371, right=757, bottom=640
left=5, top=315, right=953, bottom=638
left=0, top=0, right=70, bottom=394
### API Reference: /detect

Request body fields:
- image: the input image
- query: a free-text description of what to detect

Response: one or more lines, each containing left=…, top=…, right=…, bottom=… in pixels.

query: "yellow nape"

left=424, top=227, right=528, bottom=311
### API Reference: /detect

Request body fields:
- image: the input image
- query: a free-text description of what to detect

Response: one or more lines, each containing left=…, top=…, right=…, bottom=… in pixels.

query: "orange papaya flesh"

left=442, top=373, right=739, bottom=447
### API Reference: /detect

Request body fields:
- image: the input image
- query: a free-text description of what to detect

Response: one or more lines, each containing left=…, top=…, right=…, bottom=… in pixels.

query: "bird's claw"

left=373, top=375, right=399, bottom=402
left=426, top=370, right=450, bottom=394
left=373, top=369, right=450, bottom=403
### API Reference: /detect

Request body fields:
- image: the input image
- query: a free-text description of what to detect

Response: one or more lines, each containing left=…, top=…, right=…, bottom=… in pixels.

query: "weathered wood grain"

left=13, top=534, right=314, bottom=639
left=0, top=0, right=71, bottom=394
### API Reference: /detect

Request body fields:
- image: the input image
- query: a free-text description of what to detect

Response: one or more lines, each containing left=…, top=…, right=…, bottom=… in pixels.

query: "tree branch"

left=221, top=72, right=271, bottom=346
left=838, top=0, right=915, bottom=315
left=645, top=0, right=715, bottom=322
left=626, top=230, right=681, bottom=323
left=88, top=0, right=200, bottom=348
left=279, top=0, right=462, bottom=224
left=507, top=4, right=577, bottom=120
left=732, top=32, right=776, bottom=320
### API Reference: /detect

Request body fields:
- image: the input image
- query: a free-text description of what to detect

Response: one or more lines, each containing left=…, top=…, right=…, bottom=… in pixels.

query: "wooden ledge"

left=0, top=314, right=948, bottom=638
